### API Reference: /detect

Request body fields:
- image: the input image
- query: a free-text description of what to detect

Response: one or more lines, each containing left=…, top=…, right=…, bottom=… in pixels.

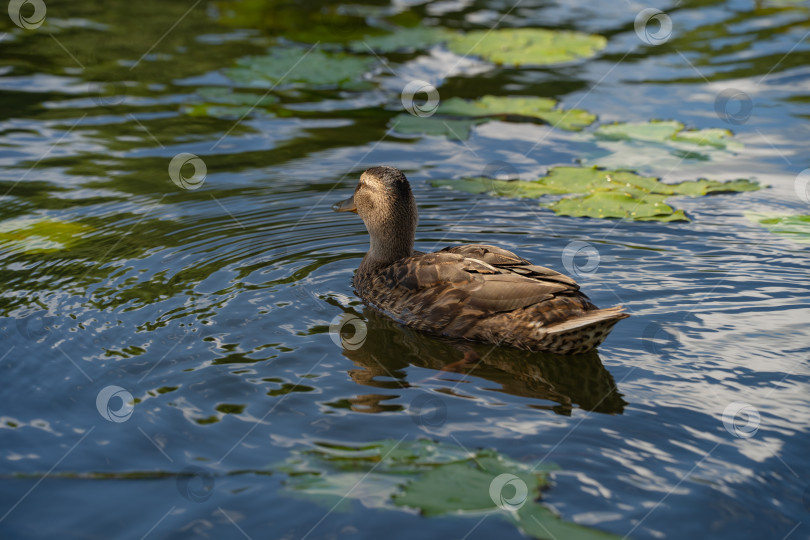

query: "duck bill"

left=332, top=194, right=358, bottom=213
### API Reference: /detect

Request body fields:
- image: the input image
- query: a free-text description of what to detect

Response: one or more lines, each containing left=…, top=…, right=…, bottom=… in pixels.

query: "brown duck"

left=333, top=166, right=628, bottom=354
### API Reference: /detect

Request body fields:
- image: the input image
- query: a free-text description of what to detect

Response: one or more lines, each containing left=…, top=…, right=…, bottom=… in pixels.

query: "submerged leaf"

left=226, top=48, right=376, bottom=90
left=183, top=87, right=279, bottom=118
left=390, top=114, right=485, bottom=141
left=448, top=28, right=607, bottom=66
left=746, top=213, right=810, bottom=243
left=438, top=95, right=596, bottom=131
left=351, top=26, right=454, bottom=53
left=277, top=439, right=617, bottom=540
left=0, top=217, right=94, bottom=254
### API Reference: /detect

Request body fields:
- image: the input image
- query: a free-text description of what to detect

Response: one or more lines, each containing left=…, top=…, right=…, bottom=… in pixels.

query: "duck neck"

left=359, top=233, right=413, bottom=276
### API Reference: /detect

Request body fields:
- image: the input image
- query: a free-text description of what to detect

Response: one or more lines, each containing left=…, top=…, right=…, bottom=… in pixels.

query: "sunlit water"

left=1, top=0, right=810, bottom=538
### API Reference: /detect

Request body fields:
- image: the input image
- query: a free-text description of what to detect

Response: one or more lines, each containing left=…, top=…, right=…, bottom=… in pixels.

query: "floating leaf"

left=431, top=166, right=760, bottom=222
left=545, top=191, right=689, bottom=222
left=278, top=439, right=618, bottom=540
left=595, top=120, right=742, bottom=151
left=226, top=48, right=376, bottom=90
left=746, top=213, right=810, bottom=243
left=448, top=28, right=607, bottom=66
left=390, top=114, right=485, bottom=141
left=351, top=26, right=454, bottom=53
left=588, top=120, right=744, bottom=170
left=438, top=95, right=596, bottom=131
left=0, top=217, right=94, bottom=254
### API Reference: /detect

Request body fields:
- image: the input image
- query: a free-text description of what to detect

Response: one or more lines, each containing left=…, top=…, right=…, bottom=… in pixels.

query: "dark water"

left=1, top=0, right=810, bottom=538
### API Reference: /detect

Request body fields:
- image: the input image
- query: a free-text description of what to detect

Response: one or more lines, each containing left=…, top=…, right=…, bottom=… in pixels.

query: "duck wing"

left=359, top=246, right=593, bottom=332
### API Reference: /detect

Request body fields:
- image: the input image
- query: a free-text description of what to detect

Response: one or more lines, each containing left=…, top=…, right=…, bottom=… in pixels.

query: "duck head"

left=333, top=166, right=418, bottom=268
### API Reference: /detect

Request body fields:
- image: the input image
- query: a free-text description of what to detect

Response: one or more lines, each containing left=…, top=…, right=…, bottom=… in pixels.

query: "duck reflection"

left=337, top=307, right=626, bottom=416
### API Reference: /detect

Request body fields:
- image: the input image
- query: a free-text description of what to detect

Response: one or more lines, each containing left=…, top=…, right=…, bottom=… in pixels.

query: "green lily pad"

left=546, top=191, right=689, bottom=222
left=351, top=26, right=454, bottom=53
left=390, top=114, right=486, bottom=141
left=0, top=217, right=93, bottom=254
left=183, top=87, right=279, bottom=118
left=431, top=166, right=760, bottom=222
left=746, top=213, right=810, bottom=243
left=438, top=95, right=596, bottom=132
left=226, top=48, right=376, bottom=90
left=448, top=28, right=607, bottom=66
left=595, top=120, right=742, bottom=151
left=279, top=439, right=618, bottom=540
left=588, top=120, right=744, bottom=170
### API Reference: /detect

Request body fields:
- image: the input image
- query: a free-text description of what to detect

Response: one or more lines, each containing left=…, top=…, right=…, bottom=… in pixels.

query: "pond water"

left=1, top=0, right=809, bottom=538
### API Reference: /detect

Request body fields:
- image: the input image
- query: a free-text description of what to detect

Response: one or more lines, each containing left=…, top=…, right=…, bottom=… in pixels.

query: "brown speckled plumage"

left=333, top=166, right=629, bottom=354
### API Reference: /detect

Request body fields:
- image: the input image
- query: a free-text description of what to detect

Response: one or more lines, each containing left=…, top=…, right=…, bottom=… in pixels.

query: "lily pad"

left=183, top=87, right=279, bottom=118
left=746, top=213, right=810, bottom=243
left=438, top=95, right=596, bottom=132
left=279, top=439, right=619, bottom=540
left=546, top=191, right=689, bottom=222
left=390, top=114, right=486, bottom=141
left=595, top=120, right=742, bottom=151
left=588, top=120, right=744, bottom=170
left=226, top=48, right=376, bottom=90
left=0, top=217, right=93, bottom=254
left=431, top=166, right=760, bottom=222
left=448, top=28, right=607, bottom=66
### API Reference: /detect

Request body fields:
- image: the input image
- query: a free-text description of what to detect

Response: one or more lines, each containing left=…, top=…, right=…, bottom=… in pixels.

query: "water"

left=1, top=0, right=810, bottom=538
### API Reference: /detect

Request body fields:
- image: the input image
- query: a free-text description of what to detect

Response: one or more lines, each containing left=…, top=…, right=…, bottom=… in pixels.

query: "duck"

left=332, top=166, right=629, bottom=354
